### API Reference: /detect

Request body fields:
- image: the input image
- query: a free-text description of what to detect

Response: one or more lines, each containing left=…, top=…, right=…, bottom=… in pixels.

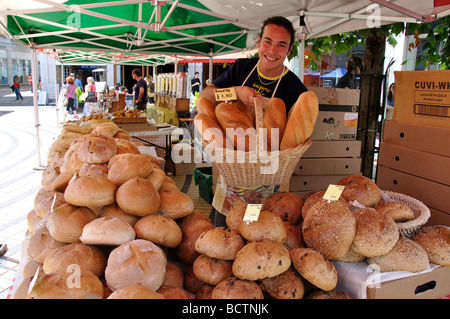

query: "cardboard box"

left=427, top=207, right=450, bottom=227
left=303, top=140, right=361, bottom=158
left=378, top=142, right=450, bottom=186
left=376, top=165, right=450, bottom=213
left=168, top=97, right=190, bottom=113
left=294, top=157, right=361, bottom=176
left=116, top=122, right=157, bottom=132
left=383, top=120, right=450, bottom=157
left=308, top=86, right=360, bottom=141
left=290, top=174, right=348, bottom=192
left=393, top=70, right=450, bottom=128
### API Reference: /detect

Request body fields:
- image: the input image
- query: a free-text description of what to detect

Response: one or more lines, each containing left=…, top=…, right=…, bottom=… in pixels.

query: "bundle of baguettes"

left=193, top=91, right=318, bottom=187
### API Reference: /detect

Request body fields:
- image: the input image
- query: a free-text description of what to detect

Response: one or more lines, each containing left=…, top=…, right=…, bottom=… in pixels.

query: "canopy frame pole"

left=31, top=48, right=44, bottom=170
left=370, top=0, right=436, bottom=22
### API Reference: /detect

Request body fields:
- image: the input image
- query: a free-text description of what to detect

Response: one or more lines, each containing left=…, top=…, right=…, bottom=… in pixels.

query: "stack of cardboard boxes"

left=289, top=86, right=362, bottom=198
left=377, top=70, right=450, bottom=226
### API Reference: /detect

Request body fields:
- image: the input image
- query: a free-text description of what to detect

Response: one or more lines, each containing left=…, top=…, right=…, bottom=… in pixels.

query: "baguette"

left=280, top=91, right=318, bottom=150
left=196, top=97, right=218, bottom=122
left=193, top=113, right=232, bottom=149
left=263, top=97, right=286, bottom=151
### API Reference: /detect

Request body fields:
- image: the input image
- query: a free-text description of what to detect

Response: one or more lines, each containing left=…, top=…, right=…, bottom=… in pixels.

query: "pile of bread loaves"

left=13, top=117, right=449, bottom=299
left=194, top=91, right=319, bottom=152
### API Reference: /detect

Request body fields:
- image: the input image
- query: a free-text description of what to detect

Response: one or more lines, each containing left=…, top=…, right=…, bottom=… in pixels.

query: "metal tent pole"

left=31, top=48, right=44, bottom=170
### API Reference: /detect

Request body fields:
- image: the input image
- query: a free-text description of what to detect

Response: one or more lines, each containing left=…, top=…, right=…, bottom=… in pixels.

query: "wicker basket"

left=205, top=97, right=312, bottom=187
left=383, top=190, right=430, bottom=237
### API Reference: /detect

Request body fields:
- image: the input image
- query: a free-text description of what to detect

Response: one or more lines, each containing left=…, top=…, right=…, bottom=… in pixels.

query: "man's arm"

left=136, top=87, right=144, bottom=103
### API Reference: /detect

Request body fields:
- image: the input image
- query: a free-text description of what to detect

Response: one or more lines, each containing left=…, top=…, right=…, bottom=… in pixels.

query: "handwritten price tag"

left=243, top=204, right=262, bottom=224
left=214, top=88, right=237, bottom=102
left=322, top=184, right=345, bottom=201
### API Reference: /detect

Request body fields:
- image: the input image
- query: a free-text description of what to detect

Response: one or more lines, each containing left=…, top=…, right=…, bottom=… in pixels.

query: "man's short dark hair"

left=194, top=72, right=199, bottom=75
left=260, top=16, right=295, bottom=47
left=132, top=68, right=142, bottom=77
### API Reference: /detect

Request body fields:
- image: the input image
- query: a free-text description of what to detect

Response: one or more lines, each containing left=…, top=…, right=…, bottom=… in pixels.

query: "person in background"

left=132, top=68, right=148, bottom=111
left=13, top=75, right=23, bottom=100
left=84, top=77, right=96, bottom=102
left=146, top=75, right=155, bottom=104
left=336, top=56, right=363, bottom=89
left=191, top=72, right=201, bottom=99
left=28, top=73, right=33, bottom=93
left=75, top=74, right=83, bottom=90
left=64, top=76, right=78, bottom=117
left=387, top=82, right=395, bottom=107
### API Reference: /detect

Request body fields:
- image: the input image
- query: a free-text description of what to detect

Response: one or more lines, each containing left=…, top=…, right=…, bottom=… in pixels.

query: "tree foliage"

left=301, top=16, right=449, bottom=71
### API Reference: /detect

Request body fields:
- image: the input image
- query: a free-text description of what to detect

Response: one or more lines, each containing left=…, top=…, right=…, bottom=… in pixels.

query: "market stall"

left=1, top=0, right=450, bottom=301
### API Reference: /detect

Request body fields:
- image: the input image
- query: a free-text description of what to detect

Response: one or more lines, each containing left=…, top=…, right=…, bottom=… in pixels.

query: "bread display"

left=337, top=175, right=382, bottom=207
left=412, top=225, right=450, bottom=266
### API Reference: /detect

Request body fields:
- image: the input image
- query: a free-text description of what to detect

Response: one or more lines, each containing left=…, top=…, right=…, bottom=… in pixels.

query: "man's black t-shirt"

left=212, top=58, right=308, bottom=114
left=191, top=77, right=201, bottom=94
left=134, top=77, right=148, bottom=105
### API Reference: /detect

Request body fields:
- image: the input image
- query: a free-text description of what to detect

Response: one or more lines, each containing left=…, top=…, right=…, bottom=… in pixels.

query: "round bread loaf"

left=161, top=262, right=184, bottom=288
left=145, top=168, right=166, bottom=191
left=116, top=177, right=160, bottom=217
left=183, top=265, right=206, bottom=294
left=34, top=188, right=57, bottom=210
left=27, top=227, right=67, bottom=263
left=301, top=190, right=326, bottom=219
left=412, top=225, right=450, bottom=266
left=27, top=269, right=103, bottom=299
left=91, top=121, right=120, bottom=138
left=302, top=198, right=356, bottom=260
left=134, top=214, right=182, bottom=248
left=99, top=203, right=139, bottom=227
left=105, top=239, right=167, bottom=292
left=284, top=222, right=305, bottom=250
left=289, top=247, right=337, bottom=291
left=77, top=134, right=117, bottom=164
left=195, top=227, right=245, bottom=260
left=108, top=153, right=155, bottom=186
left=157, top=285, right=192, bottom=299
left=158, top=190, right=194, bottom=219
left=259, top=268, right=304, bottom=299
left=232, top=239, right=291, bottom=281
left=368, top=236, right=429, bottom=272
left=262, top=192, right=303, bottom=225
left=177, top=219, right=214, bottom=264
left=46, top=203, right=97, bottom=243
left=64, top=175, right=116, bottom=207
left=107, top=283, right=164, bottom=299
left=58, top=129, right=83, bottom=149
left=306, top=289, right=351, bottom=299
left=337, top=175, right=381, bottom=207
left=333, top=248, right=366, bottom=263
left=50, top=172, right=73, bottom=192
left=80, top=216, right=136, bottom=246
left=43, top=242, right=106, bottom=277
left=238, top=210, right=287, bottom=243
left=351, top=208, right=399, bottom=257
left=62, top=121, right=93, bottom=134
left=225, top=204, right=247, bottom=232
left=211, top=277, right=263, bottom=299
left=177, top=210, right=211, bottom=229
left=193, top=254, right=233, bottom=285
left=374, top=201, right=415, bottom=222
left=114, top=138, right=140, bottom=154
left=195, top=284, right=214, bottom=299
left=114, top=129, right=130, bottom=140
left=78, top=163, right=108, bottom=178
left=59, top=141, right=84, bottom=175
left=26, top=209, right=44, bottom=235
left=35, top=191, right=66, bottom=219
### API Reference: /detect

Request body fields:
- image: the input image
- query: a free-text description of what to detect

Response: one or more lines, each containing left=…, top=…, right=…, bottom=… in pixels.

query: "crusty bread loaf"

left=62, top=121, right=93, bottom=134
left=79, top=216, right=136, bottom=246
left=193, top=254, right=233, bottom=286
left=259, top=268, right=305, bottom=299
left=77, top=134, right=117, bottom=164
left=107, top=283, right=165, bottom=299
left=46, top=203, right=97, bottom=243
left=302, top=198, right=356, bottom=260
left=27, top=269, right=103, bottom=299
left=50, top=172, right=73, bottom=192
left=145, top=167, right=166, bottom=191
left=99, top=203, right=140, bottom=227
left=215, top=101, right=256, bottom=151
left=280, top=91, right=318, bottom=150
left=115, top=138, right=140, bottom=154
left=232, top=239, right=291, bottom=280
left=43, top=242, right=106, bottom=277
left=108, top=153, right=155, bottom=186
left=195, top=284, right=214, bottom=299
left=116, top=177, right=160, bottom=217
left=177, top=219, right=214, bottom=264
left=412, top=225, right=450, bottom=266
left=157, top=285, right=192, bottom=299
left=289, top=247, right=337, bottom=291
left=262, top=192, right=303, bottom=225
left=225, top=203, right=247, bottom=232
left=263, top=97, right=286, bottom=151
left=64, top=175, right=116, bottom=207
left=211, top=277, right=263, bottom=299
left=351, top=208, right=399, bottom=257
left=196, top=96, right=218, bottom=122
left=195, top=227, right=245, bottom=260
left=337, top=175, right=381, bottom=207
left=161, top=262, right=184, bottom=288
left=306, top=289, right=351, bottom=299
left=368, top=236, right=429, bottom=272
left=78, top=163, right=108, bottom=178
left=284, top=222, right=305, bottom=250
left=27, top=227, right=67, bottom=264
left=35, top=191, right=66, bottom=219
left=91, top=121, right=120, bottom=138
left=105, top=239, right=167, bottom=292
left=194, top=113, right=233, bottom=149
left=238, top=210, right=287, bottom=244
left=183, top=265, right=206, bottom=294
left=158, top=189, right=194, bottom=219
left=113, top=129, right=130, bottom=140
left=134, top=214, right=182, bottom=248
left=374, top=201, right=415, bottom=222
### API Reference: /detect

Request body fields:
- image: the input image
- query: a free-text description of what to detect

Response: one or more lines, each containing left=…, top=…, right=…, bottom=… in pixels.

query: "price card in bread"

left=243, top=204, right=262, bottom=224
left=323, top=184, right=345, bottom=201
left=214, top=88, right=237, bottom=102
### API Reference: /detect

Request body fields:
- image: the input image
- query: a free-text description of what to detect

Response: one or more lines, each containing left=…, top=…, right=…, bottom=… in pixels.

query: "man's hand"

left=236, top=86, right=259, bottom=106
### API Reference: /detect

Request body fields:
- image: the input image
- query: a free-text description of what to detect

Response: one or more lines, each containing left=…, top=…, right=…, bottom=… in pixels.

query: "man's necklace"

left=257, top=63, right=285, bottom=86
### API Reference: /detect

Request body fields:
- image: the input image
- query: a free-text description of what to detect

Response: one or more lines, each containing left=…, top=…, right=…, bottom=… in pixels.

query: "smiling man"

left=198, top=16, right=307, bottom=114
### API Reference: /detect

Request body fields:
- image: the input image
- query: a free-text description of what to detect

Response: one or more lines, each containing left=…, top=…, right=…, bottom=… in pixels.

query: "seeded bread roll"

left=374, top=201, right=415, bottom=222
left=225, top=203, right=247, bottom=232
left=289, top=247, right=337, bottom=291
left=368, top=236, right=429, bottom=272
left=259, top=268, right=305, bottom=299
left=232, top=239, right=291, bottom=281
left=238, top=210, right=287, bottom=244
left=157, top=285, right=192, bottom=299
left=193, top=254, right=233, bottom=286
left=337, top=175, right=381, bottom=207
left=351, top=208, right=399, bottom=257
left=412, top=225, right=450, bottom=266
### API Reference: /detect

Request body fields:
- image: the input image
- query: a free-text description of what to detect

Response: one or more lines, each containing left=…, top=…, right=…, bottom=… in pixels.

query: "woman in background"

left=85, top=76, right=97, bottom=102
left=14, top=75, right=23, bottom=100
left=64, top=76, right=78, bottom=117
